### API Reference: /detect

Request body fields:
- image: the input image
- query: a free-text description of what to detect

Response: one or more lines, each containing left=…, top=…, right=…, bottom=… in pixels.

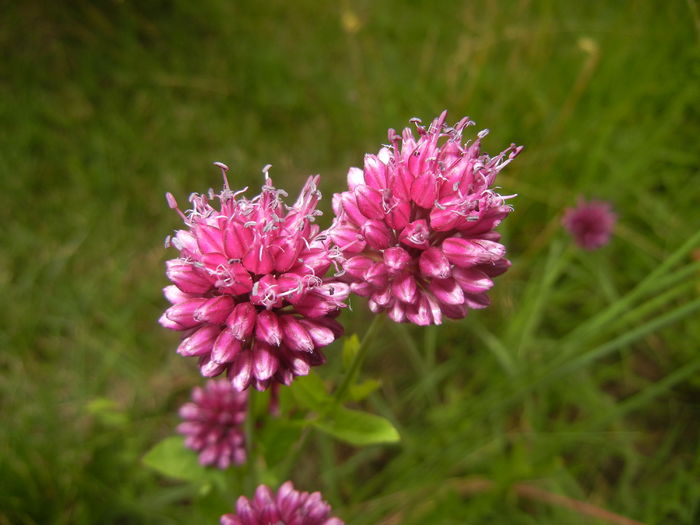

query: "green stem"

left=280, top=315, right=384, bottom=480
left=333, top=314, right=384, bottom=403
left=278, top=426, right=312, bottom=481
left=245, top=389, right=258, bottom=490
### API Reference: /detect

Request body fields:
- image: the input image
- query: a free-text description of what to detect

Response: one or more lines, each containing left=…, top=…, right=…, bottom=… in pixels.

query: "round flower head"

left=177, top=380, right=248, bottom=469
left=331, top=111, right=522, bottom=326
left=160, top=164, right=348, bottom=391
left=221, top=482, right=344, bottom=525
left=562, top=198, right=616, bottom=250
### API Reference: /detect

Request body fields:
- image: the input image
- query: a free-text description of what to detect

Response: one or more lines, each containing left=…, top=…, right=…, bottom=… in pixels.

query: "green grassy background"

left=2, top=1, right=700, bottom=523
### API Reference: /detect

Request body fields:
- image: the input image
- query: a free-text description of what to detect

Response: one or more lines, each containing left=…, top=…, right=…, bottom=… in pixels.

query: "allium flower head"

left=331, top=111, right=522, bottom=325
left=160, top=164, right=348, bottom=391
left=562, top=198, right=616, bottom=250
left=221, top=482, right=344, bottom=525
left=177, top=380, right=248, bottom=469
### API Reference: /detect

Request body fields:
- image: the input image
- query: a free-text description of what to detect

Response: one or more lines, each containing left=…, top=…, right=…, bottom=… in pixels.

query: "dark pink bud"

left=166, top=260, right=212, bottom=294
left=294, top=294, right=337, bottom=318
left=315, top=282, right=350, bottom=302
left=163, top=284, right=193, bottom=305
left=419, top=246, right=451, bottom=279
left=354, top=184, right=385, bottom=220
left=391, top=273, right=417, bottom=304
left=371, top=286, right=393, bottom=307
left=399, top=219, right=431, bottom=250
left=441, top=238, right=505, bottom=267
left=452, top=267, right=493, bottom=294
left=344, top=255, right=375, bottom=279
left=383, top=246, right=411, bottom=273
left=363, top=154, right=388, bottom=189
left=243, top=243, right=274, bottom=275
left=158, top=312, right=185, bottom=330
left=298, top=319, right=336, bottom=348
left=162, top=298, right=207, bottom=329
left=442, top=301, right=468, bottom=319
left=429, top=196, right=463, bottom=232
left=250, top=275, right=282, bottom=308
left=477, top=258, right=511, bottom=277
left=361, top=219, right=393, bottom=249
left=223, top=218, right=253, bottom=260
left=339, top=192, right=368, bottom=225
left=194, top=295, right=235, bottom=324
left=330, top=225, right=366, bottom=255
left=464, top=292, right=490, bottom=309
left=270, top=236, right=302, bottom=273
left=177, top=325, right=221, bottom=356
left=212, top=330, right=243, bottom=363
left=173, top=230, right=198, bottom=255
left=350, top=281, right=373, bottom=297
left=226, top=302, right=257, bottom=341
left=252, top=342, right=279, bottom=382
left=411, top=173, right=438, bottom=209
left=255, top=310, right=282, bottom=346
left=280, top=315, right=314, bottom=353
left=385, top=198, right=410, bottom=230
left=292, top=247, right=331, bottom=277
left=229, top=351, right=253, bottom=391
left=286, top=353, right=312, bottom=377
left=196, top=224, right=225, bottom=254
left=365, top=262, right=389, bottom=288
left=430, top=278, right=465, bottom=305
left=199, top=354, right=227, bottom=377
left=201, top=252, right=228, bottom=269
left=405, top=295, right=432, bottom=326
left=390, top=164, right=413, bottom=201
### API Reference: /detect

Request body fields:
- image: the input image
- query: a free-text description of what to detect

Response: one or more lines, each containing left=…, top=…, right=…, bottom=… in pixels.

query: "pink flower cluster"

left=178, top=380, right=248, bottom=469
left=160, top=166, right=348, bottom=391
left=330, top=111, right=522, bottom=325
left=221, top=482, right=343, bottom=525
left=158, top=112, right=522, bottom=518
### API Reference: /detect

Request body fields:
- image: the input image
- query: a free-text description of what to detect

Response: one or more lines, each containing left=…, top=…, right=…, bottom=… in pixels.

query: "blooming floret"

left=562, top=198, right=616, bottom=250
left=221, top=482, right=343, bottom=525
left=331, top=111, right=521, bottom=325
left=161, top=164, right=348, bottom=390
left=178, top=380, right=248, bottom=469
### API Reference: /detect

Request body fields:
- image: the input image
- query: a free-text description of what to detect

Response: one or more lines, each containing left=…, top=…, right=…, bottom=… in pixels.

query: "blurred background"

left=1, top=1, right=699, bottom=523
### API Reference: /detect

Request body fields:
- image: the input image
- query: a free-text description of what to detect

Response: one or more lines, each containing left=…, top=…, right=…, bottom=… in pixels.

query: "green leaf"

left=143, top=436, right=224, bottom=486
left=349, top=379, right=381, bottom=402
left=288, top=372, right=330, bottom=411
left=342, top=334, right=361, bottom=370
left=313, top=407, right=400, bottom=446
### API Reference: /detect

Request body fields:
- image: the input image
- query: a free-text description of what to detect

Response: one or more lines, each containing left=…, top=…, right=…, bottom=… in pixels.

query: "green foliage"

left=312, top=407, right=400, bottom=447
left=2, top=0, right=699, bottom=524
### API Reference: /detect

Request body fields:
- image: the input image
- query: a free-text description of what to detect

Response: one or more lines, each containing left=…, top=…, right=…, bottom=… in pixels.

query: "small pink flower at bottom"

left=562, top=198, right=616, bottom=250
left=221, top=482, right=344, bottom=525
left=177, top=380, right=248, bottom=469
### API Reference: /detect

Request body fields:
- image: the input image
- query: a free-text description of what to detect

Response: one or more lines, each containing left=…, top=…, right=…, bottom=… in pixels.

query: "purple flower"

left=177, top=380, right=247, bottom=469
left=562, top=198, right=616, bottom=250
left=330, top=112, right=522, bottom=326
left=160, top=165, right=348, bottom=391
left=221, top=482, right=343, bottom=525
